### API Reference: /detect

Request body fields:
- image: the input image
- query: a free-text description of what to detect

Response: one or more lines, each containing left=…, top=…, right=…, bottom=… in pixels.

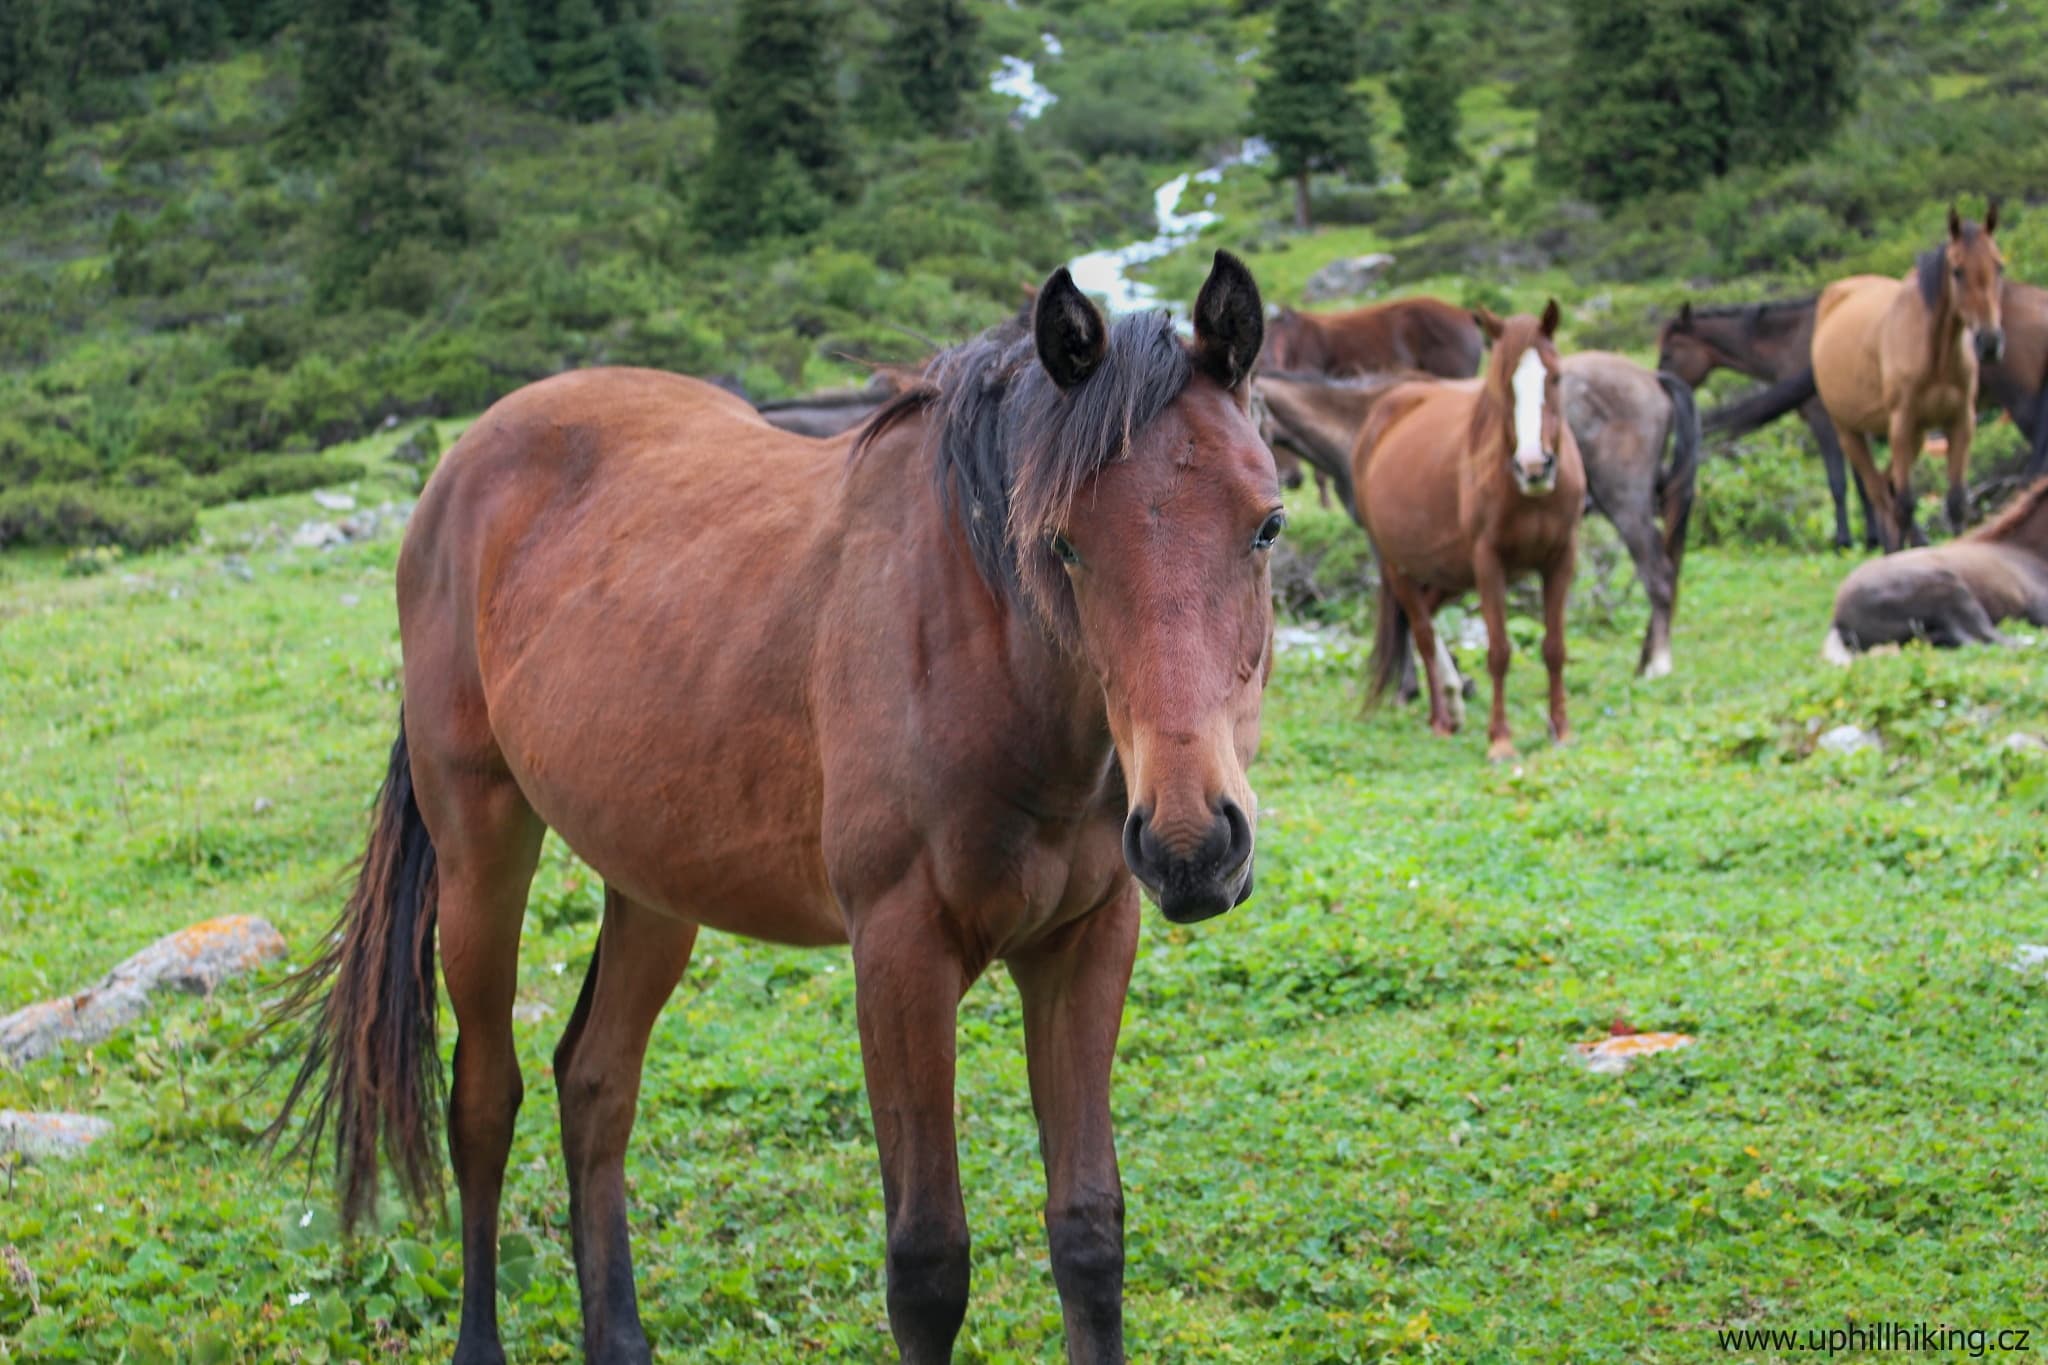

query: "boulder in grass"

left=0, top=915, right=288, bottom=1067
left=1301, top=253, right=1395, bottom=303
left=0, top=1111, right=113, bottom=1159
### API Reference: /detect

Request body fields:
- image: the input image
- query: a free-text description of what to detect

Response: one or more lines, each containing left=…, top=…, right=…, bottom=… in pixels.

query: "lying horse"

left=1813, top=204, right=2006, bottom=552
left=1257, top=348, right=1696, bottom=677
left=1356, top=304, right=1585, bottom=760
left=269, top=253, right=1280, bottom=1365
left=1824, top=475, right=2048, bottom=659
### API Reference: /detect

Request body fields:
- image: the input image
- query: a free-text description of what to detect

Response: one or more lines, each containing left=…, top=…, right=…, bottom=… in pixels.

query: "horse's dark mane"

left=1915, top=224, right=1985, bottom=313
left=1970, top=474, right=2048, bottom=546
left=853, top=311, right=1193, bottom=615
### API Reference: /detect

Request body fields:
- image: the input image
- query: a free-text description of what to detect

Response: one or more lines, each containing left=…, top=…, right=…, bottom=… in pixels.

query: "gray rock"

left=291, top=520, right=346, bottom=550
left=0, top=1111, right=114, bottom=1159
left=311, top=489, right=356, bottom=512
left=220, top=555, right=254, bottom=583
left=1302, top=253, right=1395, bottom=304
left=512, top=1000, right=555, bottom=1024
left=1818, top=724, right=1880, bottom=756
left=2002, top=732, right=2048, bottom=755
left=0, top=916, right=288, bottom=1067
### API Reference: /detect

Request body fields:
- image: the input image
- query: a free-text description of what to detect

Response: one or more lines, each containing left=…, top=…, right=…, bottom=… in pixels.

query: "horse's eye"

left=1049, top=533, right=1080, bottom=566
left=1953, top=266, right=1965, bottom=280
left=1254, top=511, right=1286, bottom=550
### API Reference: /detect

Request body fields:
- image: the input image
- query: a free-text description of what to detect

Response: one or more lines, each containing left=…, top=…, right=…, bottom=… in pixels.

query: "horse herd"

left=268, top=233, right=2046, bottom=1363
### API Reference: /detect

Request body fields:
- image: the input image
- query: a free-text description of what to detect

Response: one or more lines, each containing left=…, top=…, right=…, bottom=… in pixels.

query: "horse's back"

left=1317, top=297, right=1479, bottom=378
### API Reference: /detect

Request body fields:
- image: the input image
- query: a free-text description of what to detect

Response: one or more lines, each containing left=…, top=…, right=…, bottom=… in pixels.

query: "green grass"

left=2, top=460, right=2046, bottom=1362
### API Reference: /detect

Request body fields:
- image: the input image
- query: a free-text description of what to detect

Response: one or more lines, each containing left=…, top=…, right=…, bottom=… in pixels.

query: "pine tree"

left=1542, top=0, right=1869, bottom=207
left=1251, top=0, right=1374, bottom=230
left=880, top=0, right=981, bottom=131
left=695, top=0, right=848, bottom=247
left=286, top=0, right=397, bottom=158
left=548, top=0, right=621, bottom=119
left=985, top=121, right=1046, bottom=212
left=480, top=0, right=539, bottom=95
left=316, top=39, right=474, bottom=311
left=1390, top=13, right=1463, bottom=193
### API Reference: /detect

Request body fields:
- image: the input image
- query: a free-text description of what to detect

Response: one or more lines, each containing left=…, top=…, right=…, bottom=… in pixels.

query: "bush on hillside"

left=193, top=456, right=366, bottom=506
left=0, top=483, right=199, bottom=552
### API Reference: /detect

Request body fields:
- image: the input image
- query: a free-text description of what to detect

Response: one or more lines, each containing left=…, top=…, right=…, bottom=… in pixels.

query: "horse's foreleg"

left=1838, top=427, right=1899, bottom=553
left=420, top=773, right=545, bottom=1365
left=1473, top=543, right=1515, bottom=762
left=1541, top=543, right=1576, bottom=744
left=1007, top=890, right=1141, bottom=1365
left=854, top=902, right=971, bottom=1365
left=1387, top=570, right=1452, bottom=733
left=1943, top=411, right=1975, bottom=531
left=1886, top=412, right=1927, bottom=549
left=553, top=889, right=696, bottom=1365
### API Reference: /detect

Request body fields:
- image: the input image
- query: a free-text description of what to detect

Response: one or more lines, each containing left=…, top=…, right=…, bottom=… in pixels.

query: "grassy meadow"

left=2, top=431, right=2045, bottom=1362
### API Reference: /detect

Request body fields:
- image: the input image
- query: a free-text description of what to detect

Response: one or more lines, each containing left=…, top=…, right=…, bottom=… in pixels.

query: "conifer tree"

left=1390, top=13, right=1463, bottom=192
left=880, top=0, right=981, bottom=131
left=548, top=0, right=622, bottom=119
left=986, top=121, right=1046, bottom=212
left=695, top=0, right=848, bottom=246
left=1251, top=0, right=1374, bottom=230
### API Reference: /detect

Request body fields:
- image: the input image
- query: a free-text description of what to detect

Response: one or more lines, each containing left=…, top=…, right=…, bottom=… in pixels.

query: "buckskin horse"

left=269, top=253, right=1281, bottom=1365
left=1812, top=204, right=2007, bottom=552
left=1355, top=304, right=1586, bottom=760
left=1824, top=475, right=2048, bottom=658
left=1257, top=347, right=1693, bottom=679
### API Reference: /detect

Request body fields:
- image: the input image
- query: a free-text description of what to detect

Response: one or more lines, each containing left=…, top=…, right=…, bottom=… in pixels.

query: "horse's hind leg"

left=410, top=752, right=545, bottom=1365
left=553, top=888, right=697, bottom=1365
left=1942, top=411, right=1975, bottom=531
left=1804, top=398, right=1862, bottom=551
left=1612, top=507, right=1675, bottom=678
left=1886, top=412, right=1928, bottom=548
left=1838, top=427, right=1900, bottom=553
left=1008, top=890, right=1141, bottom=1365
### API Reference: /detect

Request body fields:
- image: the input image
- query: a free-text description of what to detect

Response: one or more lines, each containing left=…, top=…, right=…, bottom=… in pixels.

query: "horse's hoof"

left=1486, top=739, right=1517, bottom=763
left=1549, top=725, right=1573, bottom=746
left=1639, top=648, right=1673, bottom=680
left=1431, top=719, right=1459, bottom=737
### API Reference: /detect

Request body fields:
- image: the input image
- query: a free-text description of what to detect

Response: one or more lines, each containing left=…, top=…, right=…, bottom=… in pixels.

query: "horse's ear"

left=1986, top=199, right=2000, bottom=235
left=1676, top=301, right=1694, bottom=330
left=1540, top=298, right=1562, bottom=338
left=1472, top=308, right=1505, bottom=341
left=1192, top=249, right=1264, bottom=391
left=1950, top=203, right=1964, bottom=241
left=1034, top=267, right=1107, bottom=390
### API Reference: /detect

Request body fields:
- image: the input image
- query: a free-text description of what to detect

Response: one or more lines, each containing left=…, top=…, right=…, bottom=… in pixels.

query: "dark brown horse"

left=270, top=254, right=1281, bottom=1365
left=1261, top=296, right=1486, bottom=378
left=1657, top=296, right=1876, bottom=549
left=1824, top=475, right=2048, bottom=658
left=1357, top=304, right=1586, bottom=760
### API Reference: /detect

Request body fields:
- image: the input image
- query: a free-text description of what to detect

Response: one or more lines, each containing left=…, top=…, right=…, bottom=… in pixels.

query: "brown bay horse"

left=1257, top=348, right=1693, bottom=678
left=269, top=254, right=1281, bottom=1364
left=1813, top=205, right=2007, bottom=552
left=1355, top=304, right=1586, bottom=760
left=1823, top=475, right=2048, bottom=658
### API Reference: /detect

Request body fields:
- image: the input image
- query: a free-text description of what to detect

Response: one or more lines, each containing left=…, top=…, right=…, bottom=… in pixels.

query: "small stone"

left=2011, top=945, right=2048, bottom=975
left=252, top=797, right=274, bottom=815
left=291, top=521, right=345, bottom=550
left=2001, top=732, right=2048, bottom=755
left=1817, top=724, right=1880, bottom=756
left=221, top=555, right=253, bottom=582
left=512, top=1001, right=555, bottom=1024
left=0, top=1111, right=113, bottom=1159
left=339, top=594, right=360, bottom=607
left=311, top=490, right=356, bottom=512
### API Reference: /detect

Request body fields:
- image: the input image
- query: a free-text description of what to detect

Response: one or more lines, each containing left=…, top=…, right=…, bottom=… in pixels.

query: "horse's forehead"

left=1125, top=382, right=1269, bottom=484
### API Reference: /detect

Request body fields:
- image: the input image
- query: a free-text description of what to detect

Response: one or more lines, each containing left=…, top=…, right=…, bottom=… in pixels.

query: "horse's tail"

left=1702, top=368, right=1816, bottom=439
left=263, top=712, right=444, bottom=1233
left=1656, top=370, right=1701, bottom=573
left=1365, top=561, right=1409, bottom=709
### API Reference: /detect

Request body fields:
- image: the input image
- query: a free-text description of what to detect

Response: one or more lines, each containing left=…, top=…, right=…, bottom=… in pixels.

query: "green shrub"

left=119, top=455, right=194, bottom=489
left=193, top=455, right=366, bottom=506
left=0, top=418, right=99, bottom=485
left=0, top=483, right=198, bottom=552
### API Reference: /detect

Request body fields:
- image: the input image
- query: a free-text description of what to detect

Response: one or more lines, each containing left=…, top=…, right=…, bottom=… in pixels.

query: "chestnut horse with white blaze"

left=1358, top=303, right=1586, bottom=761
left=268, top=253, right=1282, bottom=1365
left=1813, top=204, right=2006, bottom=552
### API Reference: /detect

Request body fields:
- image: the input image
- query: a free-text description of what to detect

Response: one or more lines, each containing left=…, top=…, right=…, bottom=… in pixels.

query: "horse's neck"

left=1700, top=314, right=1792, bottom=380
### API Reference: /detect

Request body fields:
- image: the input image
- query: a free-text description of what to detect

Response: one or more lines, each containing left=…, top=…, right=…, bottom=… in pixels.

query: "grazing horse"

left=1256, top=349, right=1694, bottom=679
left=269, top=254, right=1281, bottom=1365
left=1658, top=296, right=1876, bottom=549
left=1354, top=304, right=1585, bottom=760
left=1262, top=296, right=1486, bottom=378
left=1812, top=204, right=2006, bottom=552
left=1824, top=475, right=2048, bottom=658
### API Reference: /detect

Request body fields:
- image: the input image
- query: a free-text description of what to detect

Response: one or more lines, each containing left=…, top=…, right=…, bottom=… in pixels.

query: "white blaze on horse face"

left=1511, top=348, right=1551, bottom=484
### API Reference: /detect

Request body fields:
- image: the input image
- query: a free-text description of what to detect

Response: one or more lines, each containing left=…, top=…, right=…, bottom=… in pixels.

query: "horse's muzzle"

left=1978, top=328, right=2006, bottom=365
left=1123, top=801, right=1255, bottom=923
left=1513, top=450, right=1560, bottom=496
